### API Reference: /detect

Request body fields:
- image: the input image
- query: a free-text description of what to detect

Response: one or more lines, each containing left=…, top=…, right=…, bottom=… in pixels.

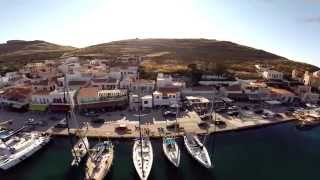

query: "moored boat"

left=71, top=137, right=89, bottom=166
left=162, top=137, right=180, bottom=167
left=0, top=132, right=50, bottom=170
left=85, top=141, right=114, bottom=180
left=184, top=133, right=212, bottom=168
left=133, top=138, right=153, bottom=180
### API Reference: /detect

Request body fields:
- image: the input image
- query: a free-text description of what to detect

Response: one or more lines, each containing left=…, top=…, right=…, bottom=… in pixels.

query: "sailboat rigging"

left=63, top=73, right=90, bottom=167
left=133, top=90, right=153, bottom=180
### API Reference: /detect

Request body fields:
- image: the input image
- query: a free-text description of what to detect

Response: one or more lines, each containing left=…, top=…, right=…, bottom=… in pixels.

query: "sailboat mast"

left=138, top=89, right=145, bottom=177
left=175, top=103, right=179, bottom=137
left=64, top=70, right=92, bottom=161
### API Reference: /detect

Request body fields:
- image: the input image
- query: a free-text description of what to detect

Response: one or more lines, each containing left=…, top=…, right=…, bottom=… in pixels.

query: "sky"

left=0, top=0, right=320, bottom=67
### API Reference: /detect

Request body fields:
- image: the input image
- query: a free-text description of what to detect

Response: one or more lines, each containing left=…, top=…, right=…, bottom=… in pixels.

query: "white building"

left=5, top=72, right=22, bottom=82
left=110, top=66, right=138, bottom=80
left=153, top=87, right=181, bottom=107
left=243, top=82, right=270, bottom=101
left=98, top=89, right=127, bottom=99
left=157, top=73, right=173, bottom=88
left=0, top=76, right=9, bottom=88
left=58, top=61, right=81, bottom=74
left=156, top=73, right=186, bottom=89
left=262, top=70, right=283, bottom=80
left=141, top=95, right=153, bottom=109
left=31, top=89, right=76, bottom=106
left=91, top=78, right=119, bottom=90
left=120, top=78, right=155, bottom=94
left=294, top=85, right=319, bottom=104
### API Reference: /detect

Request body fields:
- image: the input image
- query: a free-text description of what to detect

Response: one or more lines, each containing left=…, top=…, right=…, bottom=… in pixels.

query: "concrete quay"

left=47, top=111, right=297, bottom=139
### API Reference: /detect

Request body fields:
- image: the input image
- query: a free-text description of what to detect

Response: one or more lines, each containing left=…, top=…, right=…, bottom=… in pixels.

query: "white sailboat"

left=133, top=137, right=153, bottom=180
left=162, top=137, right=180, bottom=167
left=162, top=103, right=180, bottom=167
left=85, top=141, right=114, bottom=180
left=0, top=132, right=50, bottom=170
left=184, top=133, right=212, bottom=168
left=71, top=137, right=89, bottom=166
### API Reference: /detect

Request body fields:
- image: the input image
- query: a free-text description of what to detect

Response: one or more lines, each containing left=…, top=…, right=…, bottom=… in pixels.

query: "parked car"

left=82, top=111, right=99, bottom=117
left=54, top=118, right=67, bottom=128
left=163, top=111, right=177, bottom=117
left=216, top=108, right=227, bottom=113
left=227, top=111, right=239, bottom=116
left=49, top=116, right=59, bottom=121
left=91, top=117, right=105, bottom=124
left=287, top=107, right=295, bottom=112
left=254, top=109, right=263, bottom=114
left=228, top=106, right=238, bottom=110
left=25, top=118, right=47, bottom=126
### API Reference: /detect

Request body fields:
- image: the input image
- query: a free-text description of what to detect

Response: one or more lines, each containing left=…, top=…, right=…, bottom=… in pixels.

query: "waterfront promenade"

left=47, top=111, right=296, bottom=138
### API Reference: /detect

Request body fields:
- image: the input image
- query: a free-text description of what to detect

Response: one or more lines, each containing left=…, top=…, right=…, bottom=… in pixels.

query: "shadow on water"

left=1, top=122, right=320, bottom=180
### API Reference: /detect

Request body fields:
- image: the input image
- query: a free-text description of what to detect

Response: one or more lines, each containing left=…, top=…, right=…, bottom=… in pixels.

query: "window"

left=144, top=101, right=148, bottom=104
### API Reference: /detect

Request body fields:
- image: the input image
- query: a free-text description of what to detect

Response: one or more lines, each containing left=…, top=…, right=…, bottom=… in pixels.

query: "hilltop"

left=0, top=40, right=76, bottom=74
left=70, top=38, right=319, bottom=79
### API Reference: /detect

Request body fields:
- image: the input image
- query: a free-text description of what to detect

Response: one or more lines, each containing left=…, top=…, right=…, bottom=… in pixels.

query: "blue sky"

left=0, top=0, right=319, bottom=67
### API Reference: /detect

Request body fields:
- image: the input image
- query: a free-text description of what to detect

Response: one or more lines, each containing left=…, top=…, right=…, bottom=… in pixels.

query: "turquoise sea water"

left=1, top=122, right=320, bottom=180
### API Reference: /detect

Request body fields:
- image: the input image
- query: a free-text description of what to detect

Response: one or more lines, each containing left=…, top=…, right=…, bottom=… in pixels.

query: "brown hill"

left=0, top=40, right=76, bottom=74
left=71, top=38, right=319, bottom=78
left=0, top=38, right=318, bottom=79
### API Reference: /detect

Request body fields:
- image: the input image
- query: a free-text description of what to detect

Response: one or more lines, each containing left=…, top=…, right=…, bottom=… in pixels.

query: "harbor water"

left=1, top=122, right=320, bottom=180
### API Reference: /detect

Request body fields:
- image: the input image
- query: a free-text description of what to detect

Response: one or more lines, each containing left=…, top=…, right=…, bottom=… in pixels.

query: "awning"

left=29, top=104, right=48, bottom=111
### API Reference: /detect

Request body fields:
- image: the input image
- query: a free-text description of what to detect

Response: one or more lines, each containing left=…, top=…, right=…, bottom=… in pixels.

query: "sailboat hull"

left=0, top=133, right=50, bottom=170
left=133, top=139, right=153, bottom=180
left=184, top=135, right=212, bottom=168
left=71, top=137, right=89, bottom=166
left=162, top=138, right=180, bottom=167
left=85, top=141, right=114, bottom=180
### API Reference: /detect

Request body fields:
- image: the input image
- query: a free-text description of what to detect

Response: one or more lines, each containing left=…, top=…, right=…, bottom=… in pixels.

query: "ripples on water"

left=1, top=122, right=320, bottom=180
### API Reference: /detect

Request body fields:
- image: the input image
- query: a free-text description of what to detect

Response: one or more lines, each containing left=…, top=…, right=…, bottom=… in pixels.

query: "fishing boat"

left=162, top=137, right=180, bottom=167
left=133, top=137, right=153, bottom=180
left=71, top=137, right=89, bottom=166
left=0, top=132, right=50, bottom=170
left=85, top=141, right=114, bottom=180
left=184, top=133, right=212, bottom=168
